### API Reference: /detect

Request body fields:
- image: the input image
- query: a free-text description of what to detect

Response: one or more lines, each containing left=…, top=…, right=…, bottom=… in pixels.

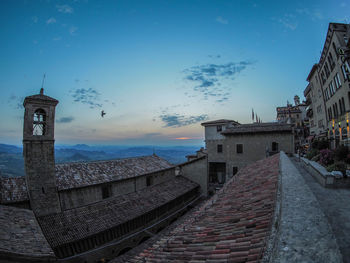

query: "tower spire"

left=40, top=73, right=46, bottom=95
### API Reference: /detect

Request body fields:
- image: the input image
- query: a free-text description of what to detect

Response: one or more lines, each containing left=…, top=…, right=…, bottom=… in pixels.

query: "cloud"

left=53, top=36, right=62, bottom=41
left=183, top=61, right=254, bottom=101
left=32, top=16, right=38, bottom=23
left=216, top=16, right=228, bottom=24
left=7, top=95, right=24, bottom=109
left=56, top=4, right=74, bottom=14
left=46, top=17, right=56, bottom=24
left=69, top=26, right=78, bottom=35
left=159, top=114, right=209, bottom=128
left=71, top=88, right=102, bottom=109
left=56, top=116, right=74, bottom=123
left=274, top=14, right=297, bottom=30
left=295, top=8, right=324, bottom=21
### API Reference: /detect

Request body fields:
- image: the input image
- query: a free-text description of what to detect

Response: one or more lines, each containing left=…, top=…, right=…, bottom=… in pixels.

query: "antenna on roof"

left=40, top=73, right=46, bottom=95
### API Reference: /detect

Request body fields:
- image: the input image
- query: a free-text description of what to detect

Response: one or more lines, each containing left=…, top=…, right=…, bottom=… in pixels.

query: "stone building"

left=304, top=64, right=328, bottom=139
left=0, top=89, right=208, bottom=263
left=303, top=23, right=350, bottom=148
left=201, top=120, right=293, bottom=190
left=276, top=95, right=308, bottom=150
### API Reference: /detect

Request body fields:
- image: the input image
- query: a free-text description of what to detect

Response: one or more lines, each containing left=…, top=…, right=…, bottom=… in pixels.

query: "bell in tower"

left=23, top=89, right=61, bottom=217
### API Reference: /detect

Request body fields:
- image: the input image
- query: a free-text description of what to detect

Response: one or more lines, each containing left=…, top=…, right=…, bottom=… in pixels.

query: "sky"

left=0, top=0, right=349, bottom=146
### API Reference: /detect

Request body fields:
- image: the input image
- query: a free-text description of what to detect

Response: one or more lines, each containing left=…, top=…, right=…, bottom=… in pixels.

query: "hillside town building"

left=201, top=120, right=293, bottom=191
left=303, top=23, right=350, bottom=148
left=276, top=95, right=309, bottom=150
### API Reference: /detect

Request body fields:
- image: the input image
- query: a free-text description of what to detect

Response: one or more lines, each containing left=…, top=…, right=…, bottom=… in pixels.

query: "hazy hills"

left=0, top=144, right=201, bottom=177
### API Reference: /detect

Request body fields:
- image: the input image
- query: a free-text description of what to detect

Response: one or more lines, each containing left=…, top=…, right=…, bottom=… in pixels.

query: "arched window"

left=33, top=109, right=46, bottom=135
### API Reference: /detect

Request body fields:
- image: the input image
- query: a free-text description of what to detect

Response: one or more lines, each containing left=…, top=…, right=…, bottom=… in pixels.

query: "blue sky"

left=0, top=0, right=349, bottom=146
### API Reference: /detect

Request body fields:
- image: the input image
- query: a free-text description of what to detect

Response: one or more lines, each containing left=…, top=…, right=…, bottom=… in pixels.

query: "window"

left=342, top=61, right=350, bottom=81
left=334, top=73, right=342, bottom=89
left=33, top=109, right=46, bottom=136
left=329, top=81, right=335, bottom=96
left=332, top=42, right=339, bottom=59
left=236, top=144, right=243, bottom=154
left=317, top=105, right=322, bottom=113
left=272, top=142, right=279, bottom=152
left=341, top=97, right=346, bottom=113
left=232, top=167, right=238, bottom=176
left=329, top=52, right=335, bottom=69
left=321, top=71, right=326, bottom=84
left=146, top=176, right=153, bottom=186
left=102, top=185, right=111, bottom=199
left=318, top=120, right=323, bottom=128
left=217, top=144, right=223, bottom=153
left=216, top=125, right=222, bottom=132
left=334, top=103, right=339, bottom=118
left=328, top=107, right=333, bottom=120
left=324, top=89, right=330, bottom=100
left=324, top=62, right=330, bottom=78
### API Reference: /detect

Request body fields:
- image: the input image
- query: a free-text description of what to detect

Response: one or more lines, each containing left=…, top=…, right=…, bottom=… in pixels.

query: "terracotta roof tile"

left=38, top=176, right=199, bottom=248
left=222, top=123, right=292, bottom=135
left=0, top=177, right=28, bottom=204
left=0, top=205, right=54, bottom=257
left=55, top=154, right=173, bottom=190
left=1, top=155, right=173, bottom=203
left=115, top=154, right=280, bottom=262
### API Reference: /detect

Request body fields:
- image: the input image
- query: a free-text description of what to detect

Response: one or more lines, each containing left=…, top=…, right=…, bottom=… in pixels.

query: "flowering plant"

left=319, top=149, right=334, bottom=166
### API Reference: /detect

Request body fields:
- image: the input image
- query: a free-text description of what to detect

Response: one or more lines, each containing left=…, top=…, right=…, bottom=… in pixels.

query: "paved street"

left=291, top=157, right=350, bottom=263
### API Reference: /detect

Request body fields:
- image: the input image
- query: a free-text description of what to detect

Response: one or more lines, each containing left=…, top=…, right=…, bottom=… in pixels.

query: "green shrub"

left=317, top=140, right=329, bottom=150
left=306, top=148, right=319, bottom=160
left=326, top=161, right=346, bottom=174
left=319, top=149, right=334, bottom=166
left=311, top=154, right=320, bottom=162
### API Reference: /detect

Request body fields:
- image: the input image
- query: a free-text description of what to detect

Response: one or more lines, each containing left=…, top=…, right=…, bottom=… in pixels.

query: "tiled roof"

left=55, top=154, right=173, bottom=190
left=0, top=205, right=55, bottom=258
left=201, top=119, right=240, bottom=126
left=0, top=155, right=173, bottom=203
left=120, top=154, right=280, bottom=262
left=23, top=93, right=58, bottom=105
left=0, top=177, right=28, bottom=204
left=222, top=122, right=292, bottom=135
left=38, top=176, right=199, bottom=248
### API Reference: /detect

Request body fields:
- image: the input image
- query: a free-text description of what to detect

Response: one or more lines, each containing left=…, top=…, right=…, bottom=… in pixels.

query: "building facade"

left=304, top=23, right=350, bottom=148
left=202, top=120, right=293, bottom=190
left=304, top=64, right=328, bottom=138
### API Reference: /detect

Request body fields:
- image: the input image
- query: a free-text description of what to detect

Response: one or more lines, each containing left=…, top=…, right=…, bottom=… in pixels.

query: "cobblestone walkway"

left=292, top=157, right=350, bottom=263
left=273, top=153, right=342, bottom=263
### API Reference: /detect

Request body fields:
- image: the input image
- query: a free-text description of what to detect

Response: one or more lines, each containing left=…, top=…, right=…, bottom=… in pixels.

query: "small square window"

left=146, top=176, right=153, bottom=186
left=236, top=144, right=243, bottom=154
left=217, top=125, right=222, bottom=132
left=217, top=144, right=223, bottom=153
left=102, top=185, right=111, bottom=199
left=233, top=167, right=238, bottom=176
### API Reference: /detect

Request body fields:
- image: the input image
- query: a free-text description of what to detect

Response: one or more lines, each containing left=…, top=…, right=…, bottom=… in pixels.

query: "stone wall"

left=206, top=139, right=226, bottom=163
left=59, top=168, right=175, bottom=210
left=207, top=132, right=294, bottom=181
left=24, top=140, right=61, bottom=216
left=180, top=156, right=208, bottom=197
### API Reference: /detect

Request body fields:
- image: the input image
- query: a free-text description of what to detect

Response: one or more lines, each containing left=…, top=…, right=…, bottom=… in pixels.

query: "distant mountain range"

left=0, top=144, right=202, bottom=177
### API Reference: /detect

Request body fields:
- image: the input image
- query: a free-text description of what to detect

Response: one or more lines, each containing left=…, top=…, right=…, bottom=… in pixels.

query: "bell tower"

left=23, top=88, right=61, bottom=216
